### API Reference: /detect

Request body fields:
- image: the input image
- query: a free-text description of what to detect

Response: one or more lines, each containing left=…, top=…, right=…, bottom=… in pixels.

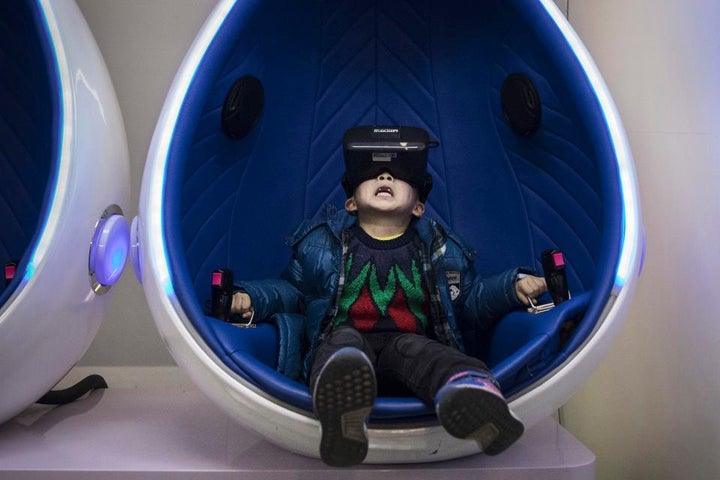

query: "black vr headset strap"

left=421, top=173, right=433, bottom=201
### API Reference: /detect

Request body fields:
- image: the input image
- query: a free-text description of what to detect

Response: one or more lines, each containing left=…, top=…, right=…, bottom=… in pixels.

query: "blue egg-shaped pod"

left=0, top=0, right=130, bottom=423
left=139, top=0, right=643, bottom=463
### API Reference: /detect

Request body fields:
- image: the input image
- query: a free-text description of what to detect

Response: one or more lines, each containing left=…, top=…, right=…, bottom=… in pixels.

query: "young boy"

left=231, top=126, right=546, bottom=467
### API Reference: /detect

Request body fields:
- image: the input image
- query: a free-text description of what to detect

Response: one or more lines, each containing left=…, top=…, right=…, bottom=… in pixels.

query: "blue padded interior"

left=164, top=0, right=622, bottom=420
left=0, top=0, right=58, bottom=307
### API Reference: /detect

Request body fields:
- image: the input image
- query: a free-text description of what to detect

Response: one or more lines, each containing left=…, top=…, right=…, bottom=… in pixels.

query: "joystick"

left=541, top=249, right=570, bottom=305
left=210, top=268, right=233, bottom=321
left=526, top=249, right=571, bottom=314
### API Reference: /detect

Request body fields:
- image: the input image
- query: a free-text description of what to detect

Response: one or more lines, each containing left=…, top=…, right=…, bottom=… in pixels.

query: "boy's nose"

left=377, top=173, right=394, bottom=182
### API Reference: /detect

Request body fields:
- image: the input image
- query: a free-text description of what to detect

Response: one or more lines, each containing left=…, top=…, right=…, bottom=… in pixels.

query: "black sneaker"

left=435, top=372, right=524, bottom=455
left=312, top=347, right=377, bottom=467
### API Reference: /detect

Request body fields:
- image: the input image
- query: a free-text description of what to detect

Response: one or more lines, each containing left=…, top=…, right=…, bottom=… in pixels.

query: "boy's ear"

left=412, top=201, right=425, bottom=218
left=344, top=197, right=358, bottom=213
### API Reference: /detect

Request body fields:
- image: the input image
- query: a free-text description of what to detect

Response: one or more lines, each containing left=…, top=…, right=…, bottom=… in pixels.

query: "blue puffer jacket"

left=237, top=205, right=525, bottom=381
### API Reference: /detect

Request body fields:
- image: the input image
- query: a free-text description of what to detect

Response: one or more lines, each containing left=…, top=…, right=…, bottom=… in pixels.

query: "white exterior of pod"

left=0, top=0, right=130, bottom=423
left=138, top=0, right=643, bottom=463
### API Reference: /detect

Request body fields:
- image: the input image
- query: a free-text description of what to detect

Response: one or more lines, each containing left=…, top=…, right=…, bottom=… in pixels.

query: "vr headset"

left=341, top=126, right=438, bottom=202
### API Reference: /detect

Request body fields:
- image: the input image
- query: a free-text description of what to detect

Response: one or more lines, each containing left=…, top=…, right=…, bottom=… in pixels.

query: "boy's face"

left=345, top=172, right=425, bottom=219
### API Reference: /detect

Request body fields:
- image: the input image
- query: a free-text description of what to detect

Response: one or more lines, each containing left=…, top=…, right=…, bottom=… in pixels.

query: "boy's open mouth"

left=375, top=186, right=394, bottom=197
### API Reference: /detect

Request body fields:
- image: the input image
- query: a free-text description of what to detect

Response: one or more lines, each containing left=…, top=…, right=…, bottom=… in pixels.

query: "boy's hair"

left=341, top=126, right=437, bottom=202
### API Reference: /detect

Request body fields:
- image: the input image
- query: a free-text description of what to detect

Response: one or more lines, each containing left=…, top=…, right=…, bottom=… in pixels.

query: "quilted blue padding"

left=164, top=0, right=623, bottom=418
left=0, top=0, right=58, bottom=305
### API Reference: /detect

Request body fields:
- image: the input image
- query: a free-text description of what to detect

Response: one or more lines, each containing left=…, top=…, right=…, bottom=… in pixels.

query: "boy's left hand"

left=515, top=275, right=547, bottom=306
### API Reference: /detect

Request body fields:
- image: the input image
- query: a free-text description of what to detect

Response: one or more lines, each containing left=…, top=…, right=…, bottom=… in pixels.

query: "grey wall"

left=75, top=0, right=216, bottom=366
left=561, top=1, right=720, bottom=479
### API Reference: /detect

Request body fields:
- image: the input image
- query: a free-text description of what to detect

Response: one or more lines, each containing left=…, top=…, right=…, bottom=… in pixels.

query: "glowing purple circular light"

left=89, top=214, right=130, bottom=288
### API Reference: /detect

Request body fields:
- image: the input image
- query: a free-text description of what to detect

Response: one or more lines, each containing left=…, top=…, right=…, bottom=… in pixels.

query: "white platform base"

left=0, top=380, right=594, bottom=479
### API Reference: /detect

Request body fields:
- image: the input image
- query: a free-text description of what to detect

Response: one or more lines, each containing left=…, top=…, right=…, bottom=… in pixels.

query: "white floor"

left=0, top=367, right=594, bottom=479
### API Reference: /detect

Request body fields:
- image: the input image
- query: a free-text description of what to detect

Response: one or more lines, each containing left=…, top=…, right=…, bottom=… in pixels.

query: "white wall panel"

left=563, top=1, right=720, bottom=479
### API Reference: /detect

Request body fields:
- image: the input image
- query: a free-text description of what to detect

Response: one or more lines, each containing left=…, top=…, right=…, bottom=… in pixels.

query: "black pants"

left=308, top=327, right=492, bottom=406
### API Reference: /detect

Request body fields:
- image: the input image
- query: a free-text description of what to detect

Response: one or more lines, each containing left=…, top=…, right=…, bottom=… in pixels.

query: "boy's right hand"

left=231, top=292, right=254, bottom=319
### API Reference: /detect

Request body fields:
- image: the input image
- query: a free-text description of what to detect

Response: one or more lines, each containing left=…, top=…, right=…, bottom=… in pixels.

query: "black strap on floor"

left=36, top=374, right=108, bottom=405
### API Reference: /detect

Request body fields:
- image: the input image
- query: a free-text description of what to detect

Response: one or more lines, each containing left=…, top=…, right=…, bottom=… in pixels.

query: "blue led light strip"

left=539, top=0, right=643, bottom=289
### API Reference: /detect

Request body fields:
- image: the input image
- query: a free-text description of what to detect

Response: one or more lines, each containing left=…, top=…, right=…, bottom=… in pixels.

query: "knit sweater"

left=332, top=225, right=430, bottom=335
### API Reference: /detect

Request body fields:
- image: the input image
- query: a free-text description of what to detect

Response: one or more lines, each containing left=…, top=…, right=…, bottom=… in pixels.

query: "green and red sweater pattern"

left=333, top=226, right=431, bottom=334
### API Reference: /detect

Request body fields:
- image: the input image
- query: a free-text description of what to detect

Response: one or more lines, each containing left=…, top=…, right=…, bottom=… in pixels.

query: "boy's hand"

left=231, top=292, right=254, bottom=318
left=515, top=275, right=547, bottom=306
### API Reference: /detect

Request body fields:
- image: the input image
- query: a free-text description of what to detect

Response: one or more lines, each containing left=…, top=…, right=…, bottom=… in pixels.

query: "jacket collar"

left=332, top=208, right=444, bottom=251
